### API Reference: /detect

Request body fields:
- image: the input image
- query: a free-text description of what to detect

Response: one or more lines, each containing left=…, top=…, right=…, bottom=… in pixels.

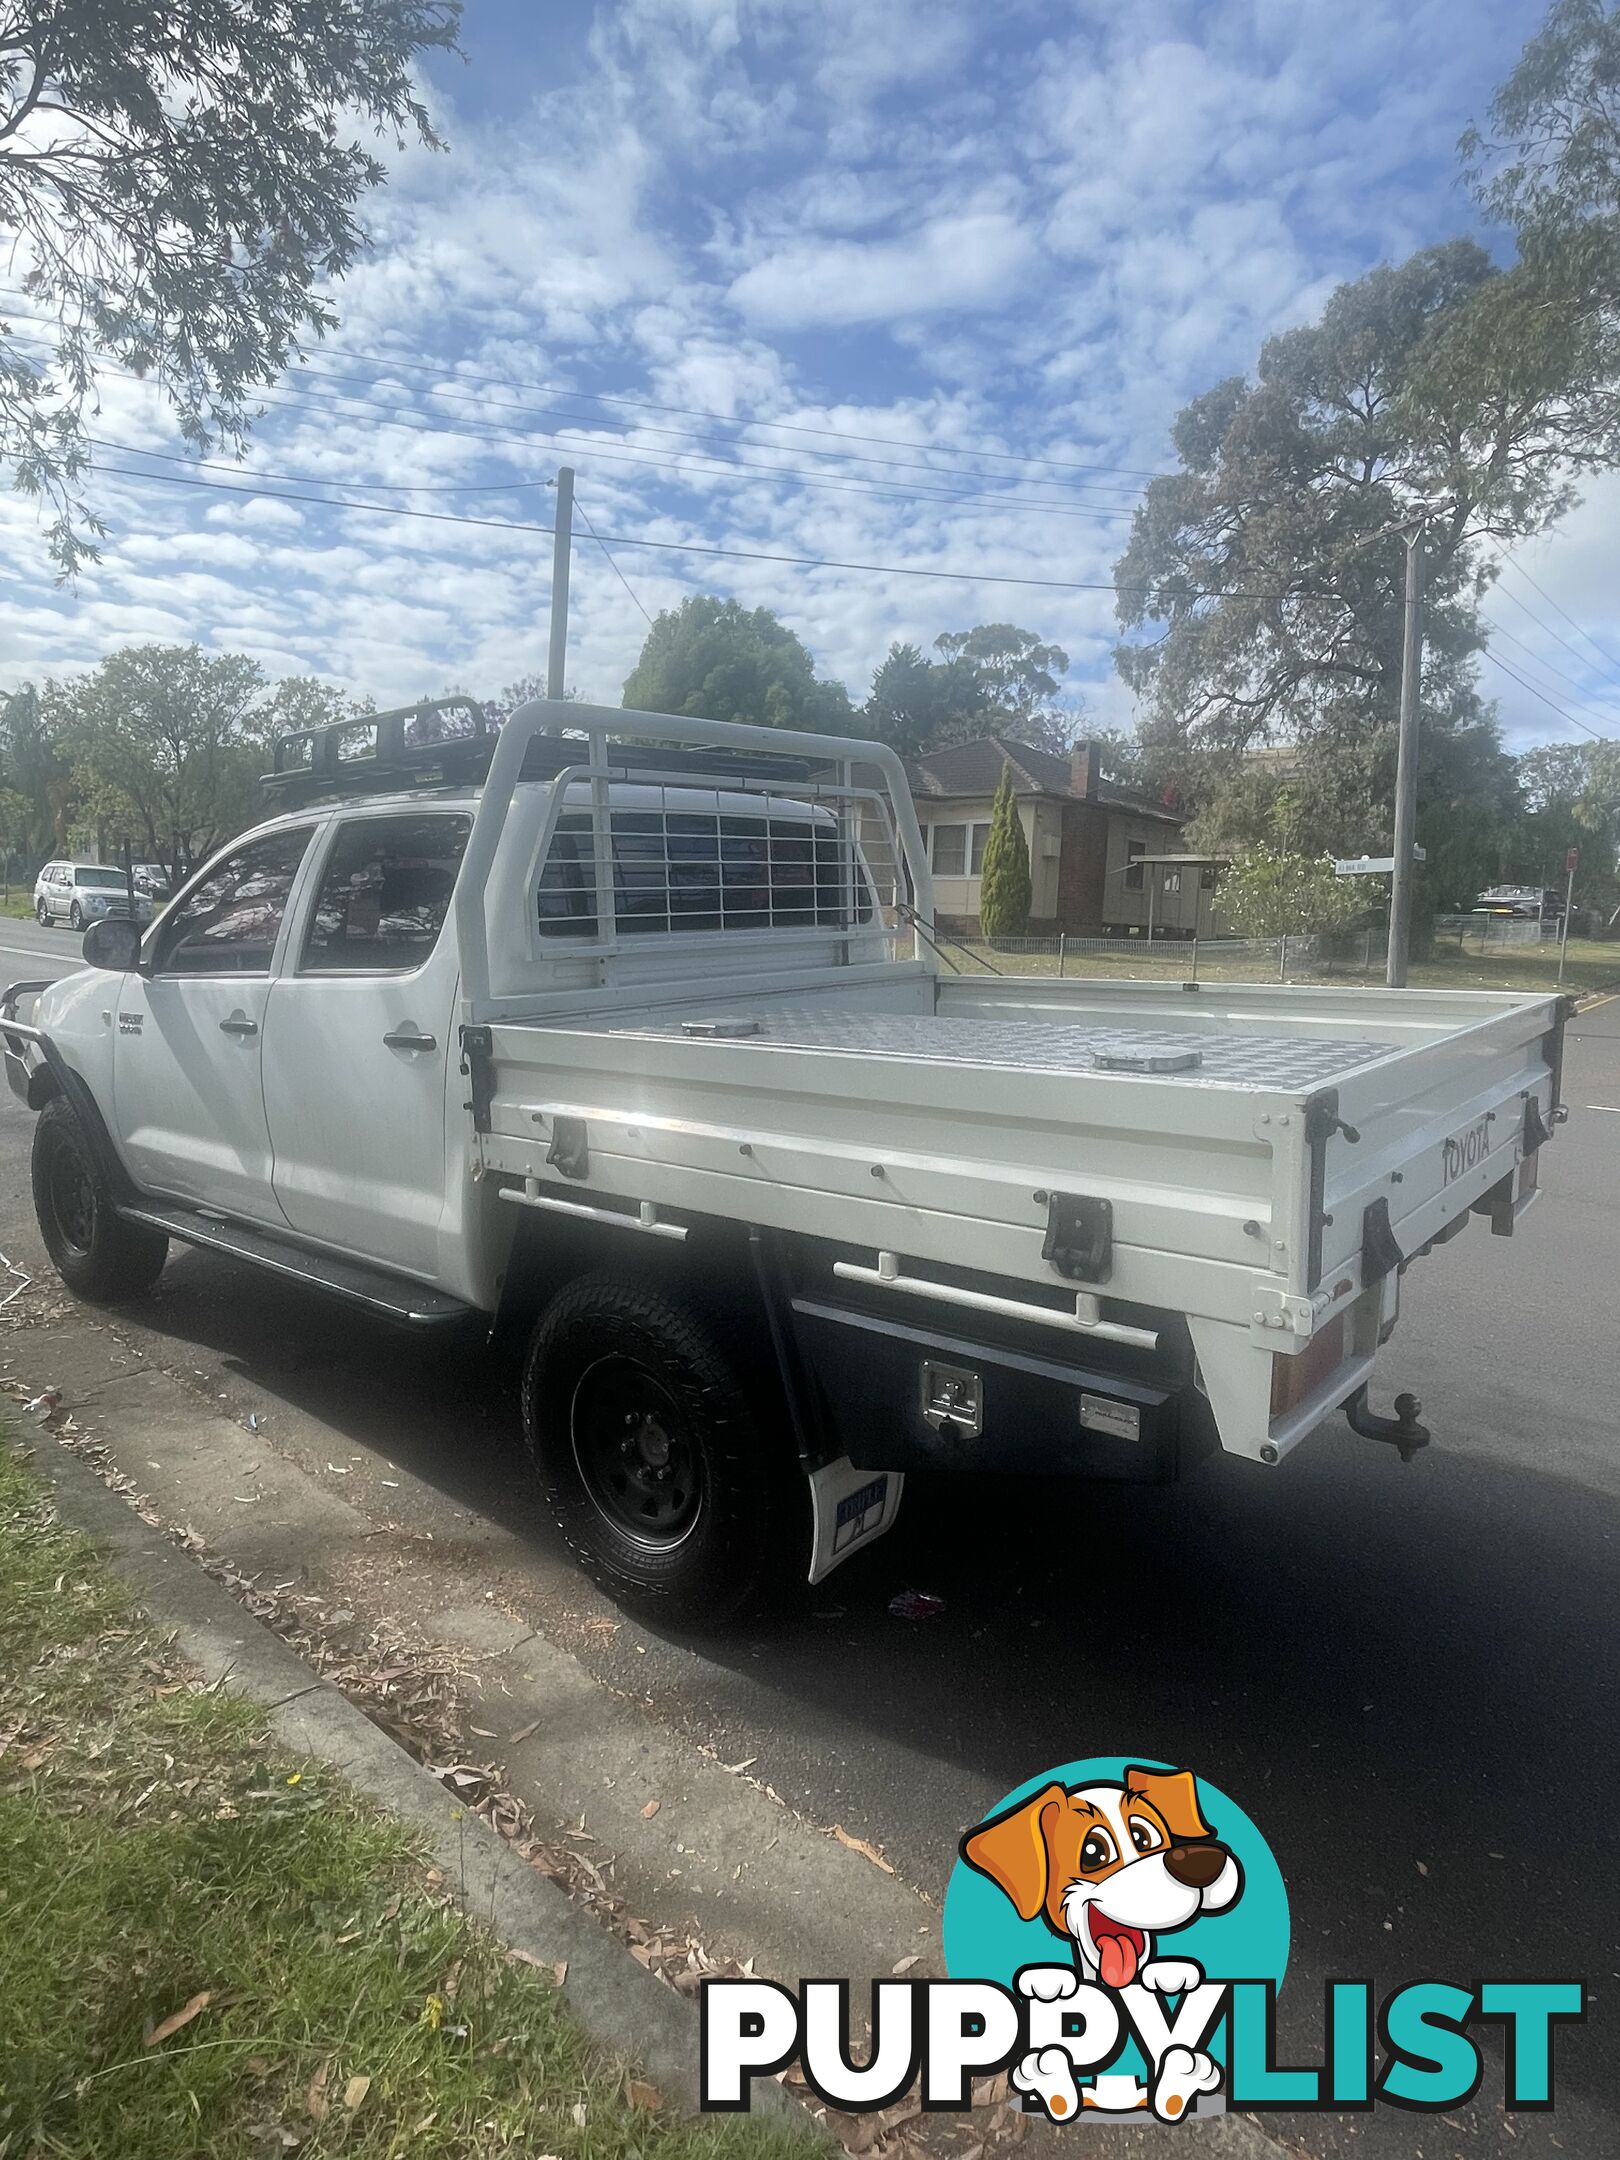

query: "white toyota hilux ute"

left=3, top=698, right=1570, bottom=1624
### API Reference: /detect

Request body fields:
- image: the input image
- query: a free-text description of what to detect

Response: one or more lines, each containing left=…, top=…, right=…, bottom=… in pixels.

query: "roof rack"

left=262, top=697, right=823, bottom=809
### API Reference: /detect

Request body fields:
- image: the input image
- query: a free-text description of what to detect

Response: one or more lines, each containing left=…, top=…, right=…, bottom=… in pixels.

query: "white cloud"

left=729, top=209, right=1036, bottom=329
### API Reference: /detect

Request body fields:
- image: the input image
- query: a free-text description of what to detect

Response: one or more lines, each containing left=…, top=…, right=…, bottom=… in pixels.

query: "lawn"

left=0, top=1441, right=810, bottom=2160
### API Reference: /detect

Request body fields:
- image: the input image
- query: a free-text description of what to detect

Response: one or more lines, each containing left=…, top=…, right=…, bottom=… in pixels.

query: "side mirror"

left=82, top=917, right=144, bottom=973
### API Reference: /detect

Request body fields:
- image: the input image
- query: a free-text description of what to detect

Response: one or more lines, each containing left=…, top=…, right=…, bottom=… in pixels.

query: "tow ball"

left=1344, top=1382, right=1430, bottom=1463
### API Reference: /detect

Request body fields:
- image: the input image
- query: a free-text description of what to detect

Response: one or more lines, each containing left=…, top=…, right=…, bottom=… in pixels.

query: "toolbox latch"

left=1042, top=1193, right=1113, bottom=1284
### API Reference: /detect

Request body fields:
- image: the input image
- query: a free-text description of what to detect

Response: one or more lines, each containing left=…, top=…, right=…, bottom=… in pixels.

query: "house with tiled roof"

left=904, top=736, right=1222, bottom=937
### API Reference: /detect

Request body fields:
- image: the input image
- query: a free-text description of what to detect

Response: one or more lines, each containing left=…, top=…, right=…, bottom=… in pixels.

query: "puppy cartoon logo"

left=943, top=1756, right=1288, bottom=2124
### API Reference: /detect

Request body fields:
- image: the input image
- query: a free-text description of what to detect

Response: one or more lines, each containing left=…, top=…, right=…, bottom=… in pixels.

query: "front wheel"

left=32, top=1096, right=168, bottom=1303
left=521, top=1271, right=804, bottom=1627
left=68, top=902, right=82, bottom=931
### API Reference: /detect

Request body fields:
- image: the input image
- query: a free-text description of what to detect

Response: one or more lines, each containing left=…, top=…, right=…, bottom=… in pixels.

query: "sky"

left=3, top=0, right=1617, bottom=755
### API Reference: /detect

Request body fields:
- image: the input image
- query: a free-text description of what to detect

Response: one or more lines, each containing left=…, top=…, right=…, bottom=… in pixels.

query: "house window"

left=1200, top=864, right=1217, bottom=892
left=1124, top=839, right=1147, bottom=892
left=969, top=821, right=990, bottom=875
left=931, top=823, right=967, bottom=876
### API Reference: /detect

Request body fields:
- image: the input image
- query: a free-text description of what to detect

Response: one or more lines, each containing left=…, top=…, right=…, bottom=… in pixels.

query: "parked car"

left=32, top=862, right=156, bottom=932
left=1474, top=885, right=1562, bottom=923
left=131, top=863, right=173, bottom=903
left=1, top=698, right=1570, bottom=1626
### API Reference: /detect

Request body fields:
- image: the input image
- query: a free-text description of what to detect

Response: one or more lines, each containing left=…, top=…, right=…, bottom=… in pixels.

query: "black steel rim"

left=570, top=1355, right=703, bottom=1549
left=48, top=1140, right=95, bottom=1253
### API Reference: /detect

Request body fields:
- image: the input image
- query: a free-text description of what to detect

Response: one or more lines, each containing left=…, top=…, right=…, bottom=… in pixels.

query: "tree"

left=1514, top=737, right=1620, bottom=921
left=862, top=624, right=1083, bottom=758
left=0, top=0, right=461, bottom=573
left=60, top=644, right=271, bottom=882
left=977, top=767, right=1032, bottom=937
left=261, top=676, right=371, bottom=737
left=1217, top=849, right=1366, bottom=939
left=933, top=624, right=1076, bottom=750
left=0, top=678, right=72, bottom=862
left=1112, top=236, right=1617, bottom=916
left=622, top=596, right=854, bottom=734
left=862, top=641, right=970, bottom=757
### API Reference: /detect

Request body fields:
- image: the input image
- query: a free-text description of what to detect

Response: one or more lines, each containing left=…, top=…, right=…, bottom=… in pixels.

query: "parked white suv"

left=33, top=861, right=155, bottom=932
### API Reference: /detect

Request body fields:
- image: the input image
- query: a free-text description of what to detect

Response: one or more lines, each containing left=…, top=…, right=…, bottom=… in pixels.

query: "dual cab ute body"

left=3, top=699, right=1568, bottom=1618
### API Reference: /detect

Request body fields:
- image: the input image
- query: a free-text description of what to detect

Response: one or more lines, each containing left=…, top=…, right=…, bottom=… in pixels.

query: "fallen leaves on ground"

left=832, top=1824, right=895, bottom=1873
left=144, top=1990, right=211, bottom=2047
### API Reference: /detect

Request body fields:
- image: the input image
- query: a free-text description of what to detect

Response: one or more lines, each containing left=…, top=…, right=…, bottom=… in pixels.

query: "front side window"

left=155, top=827, right=314, bottom=976
left=931, top=823, right=967, bottom=877
left=301, top=813, right=472, bottom=974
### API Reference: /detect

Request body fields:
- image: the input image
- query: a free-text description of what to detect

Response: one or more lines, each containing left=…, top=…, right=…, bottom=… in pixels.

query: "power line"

left=57, top=352, right=1138, bottom=528
left=288, top=352, right=1149, bottom=505
left=1497, top=550, right=1620, bottom=680
left=88, top=454, right=1183, bottom=594
left=1479, top=607, right=1620, bottom=725
left=1478, top=644, right=1607, bottom=741
left=0, top=291, right=1162, bottom=492
left=573, top=489, right=656, bottom=629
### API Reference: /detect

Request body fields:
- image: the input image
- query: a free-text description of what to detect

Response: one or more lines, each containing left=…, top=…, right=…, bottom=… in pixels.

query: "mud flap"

left=806, top=1456, right=904, bottom=1585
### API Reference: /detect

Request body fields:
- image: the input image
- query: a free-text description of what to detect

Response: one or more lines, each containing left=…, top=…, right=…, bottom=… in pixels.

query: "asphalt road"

left=3, top=914, right=1617, bottom=2149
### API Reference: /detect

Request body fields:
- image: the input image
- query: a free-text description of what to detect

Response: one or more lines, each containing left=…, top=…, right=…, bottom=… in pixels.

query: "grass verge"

left=0, top=1440, right=810, bottom=2160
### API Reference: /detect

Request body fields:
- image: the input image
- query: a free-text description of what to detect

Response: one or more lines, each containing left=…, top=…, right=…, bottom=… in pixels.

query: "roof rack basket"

left=262, top=696, right=837, bottom=810
left=263, top=697, right=498, bottom=807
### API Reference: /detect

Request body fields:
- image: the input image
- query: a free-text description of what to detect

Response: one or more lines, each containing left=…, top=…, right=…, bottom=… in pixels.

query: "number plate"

left=1441, top=1114, right=1491, bottom=1185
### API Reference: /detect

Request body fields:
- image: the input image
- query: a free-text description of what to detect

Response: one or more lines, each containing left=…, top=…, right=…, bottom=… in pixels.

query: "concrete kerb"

left=13, top=1430, right=1300, bottom=2160
left=12, top=1430, right=814, bottom=2135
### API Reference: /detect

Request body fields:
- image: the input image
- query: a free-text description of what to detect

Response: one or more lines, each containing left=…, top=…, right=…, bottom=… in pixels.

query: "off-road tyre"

left=522, top=1271, right=803, bottom=1628
left=32, top=1095, right=168, bottom=1302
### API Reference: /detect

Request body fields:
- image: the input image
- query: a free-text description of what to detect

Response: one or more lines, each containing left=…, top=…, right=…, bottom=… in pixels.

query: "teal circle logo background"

left=942, top=1759, right=1289, bottom=2028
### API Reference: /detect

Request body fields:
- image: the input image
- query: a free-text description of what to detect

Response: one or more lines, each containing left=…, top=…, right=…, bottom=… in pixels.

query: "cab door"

left=111, top=825, right=318, bottom=1220
left=262, top=809, right=472, bottom=1279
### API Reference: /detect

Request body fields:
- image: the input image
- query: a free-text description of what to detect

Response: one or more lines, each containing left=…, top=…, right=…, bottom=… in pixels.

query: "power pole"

left=1386, top=519, right=1425, bottom=988
left=547, top=465, right=575, bottom=701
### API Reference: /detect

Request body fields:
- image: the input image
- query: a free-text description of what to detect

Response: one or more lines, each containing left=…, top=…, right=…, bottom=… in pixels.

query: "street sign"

left=1566, top=847, right=1580, bottom=873
left=1335, top=848, right=1427, bottom=876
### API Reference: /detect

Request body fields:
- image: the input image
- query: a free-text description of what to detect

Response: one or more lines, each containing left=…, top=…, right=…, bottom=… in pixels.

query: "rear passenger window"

left=301, top=813, right=472, bottom=973
left=537, top=808, right=871, bottom=939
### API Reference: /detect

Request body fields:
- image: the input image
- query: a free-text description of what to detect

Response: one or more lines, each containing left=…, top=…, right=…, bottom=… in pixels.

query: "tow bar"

left=1344, top=1383, right=1431, bottom=1463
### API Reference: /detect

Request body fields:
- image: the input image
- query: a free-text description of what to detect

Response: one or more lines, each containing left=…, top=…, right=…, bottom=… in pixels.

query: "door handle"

left=382, top=1027, right=437, bottom=1051
left=219, top=1013, right=258, bottom=1037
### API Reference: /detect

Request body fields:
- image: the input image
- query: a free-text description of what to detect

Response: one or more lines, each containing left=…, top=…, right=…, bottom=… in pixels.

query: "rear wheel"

left=34, top=899, right=48, bottom=926
left=522, top=1271, right=804, bottom=1627
left=31, top=1096, right=168, bottom=1302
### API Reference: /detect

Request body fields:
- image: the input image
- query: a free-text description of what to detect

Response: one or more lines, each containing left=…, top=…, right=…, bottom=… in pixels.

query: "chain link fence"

left=935, top=929, right=1392, bottom=984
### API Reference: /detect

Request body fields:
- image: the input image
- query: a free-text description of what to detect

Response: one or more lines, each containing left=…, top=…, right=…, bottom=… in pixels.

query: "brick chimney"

left=1071, top=741, right=1100, bottom=800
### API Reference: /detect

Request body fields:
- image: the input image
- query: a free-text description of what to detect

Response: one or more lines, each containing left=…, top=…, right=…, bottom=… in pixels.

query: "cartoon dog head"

left=961, top=1766, right=1242, bottom=1990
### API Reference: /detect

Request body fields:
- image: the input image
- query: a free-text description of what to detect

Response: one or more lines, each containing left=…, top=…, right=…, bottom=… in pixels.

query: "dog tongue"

left=1097, top=1929, right=1139, bottom=1990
